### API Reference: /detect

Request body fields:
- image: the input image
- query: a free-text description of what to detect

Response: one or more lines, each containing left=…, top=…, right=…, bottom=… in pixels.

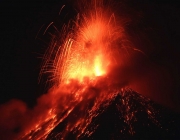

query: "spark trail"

left=19, top=0, right=159, bottom=139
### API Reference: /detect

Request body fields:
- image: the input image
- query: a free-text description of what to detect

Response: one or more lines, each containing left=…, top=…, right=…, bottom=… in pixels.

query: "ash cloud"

left=0, top=100, right=26, bottom=140
left=0, top=87, right=66, bottom=139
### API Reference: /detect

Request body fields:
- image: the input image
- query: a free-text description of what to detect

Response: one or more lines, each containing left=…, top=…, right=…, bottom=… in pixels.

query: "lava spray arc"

left=41, top=0, right=127, bottom=85
left=16, top=0, right=159, bottom=139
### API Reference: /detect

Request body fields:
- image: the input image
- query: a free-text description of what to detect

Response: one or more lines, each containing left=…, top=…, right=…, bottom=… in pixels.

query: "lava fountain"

left=16, top=0, right=158, bottom=139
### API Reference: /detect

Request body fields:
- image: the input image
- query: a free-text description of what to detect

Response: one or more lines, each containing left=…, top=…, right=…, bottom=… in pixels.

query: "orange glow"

left=53, top=11, right=120, bottom=84
left=30, top=1, right=156, bottom=139
left=94, top=55, right=105, bottom=76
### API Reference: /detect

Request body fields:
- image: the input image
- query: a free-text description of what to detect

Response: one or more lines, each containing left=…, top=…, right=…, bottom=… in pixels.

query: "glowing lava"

left=18, top=1, right=159, bottom=140
left=46, top=8, right=124, bottom=85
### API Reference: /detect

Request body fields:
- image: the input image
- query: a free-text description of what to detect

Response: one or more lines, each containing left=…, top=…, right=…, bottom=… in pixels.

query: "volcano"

left=0, top=0, right=180, bottom=140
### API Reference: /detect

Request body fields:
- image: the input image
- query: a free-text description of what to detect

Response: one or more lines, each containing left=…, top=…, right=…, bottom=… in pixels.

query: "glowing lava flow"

left=19, top=1, right=159, bottom=140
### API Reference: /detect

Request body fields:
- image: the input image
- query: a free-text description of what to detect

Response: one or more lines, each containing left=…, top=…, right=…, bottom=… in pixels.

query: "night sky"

left=0, top=0, right=180, bottom=139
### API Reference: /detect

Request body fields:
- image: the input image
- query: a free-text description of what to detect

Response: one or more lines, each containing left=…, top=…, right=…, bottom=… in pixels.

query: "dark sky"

left=0, top=0, right=180, bottom=139
left=0, top=0, right=72, bottom=106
